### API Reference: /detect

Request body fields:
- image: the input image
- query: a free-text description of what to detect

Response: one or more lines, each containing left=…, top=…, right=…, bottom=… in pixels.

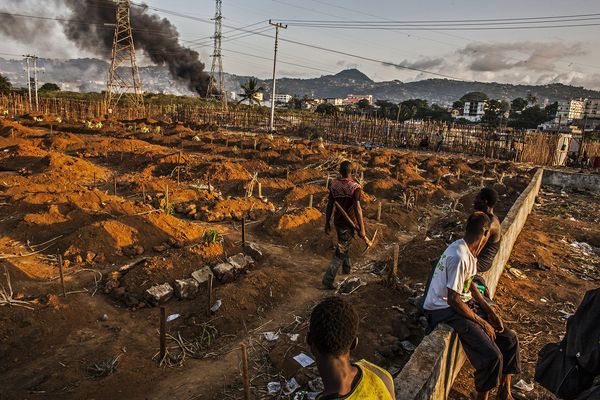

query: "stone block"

left=144, top=283, right=173, bottom=306
left=174, top=278, right=199, bottom=300
left=227, top=253, right=254, bottom=271
left=212, top=262, right=236, bottom=282
left=243, top=242, right=263, bottom=260
left=191, top=266, right=213, bottom=285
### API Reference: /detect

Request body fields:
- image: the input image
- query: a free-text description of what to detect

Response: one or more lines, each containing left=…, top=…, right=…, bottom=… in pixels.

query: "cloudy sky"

left=1, top=0, right=599, bottom=89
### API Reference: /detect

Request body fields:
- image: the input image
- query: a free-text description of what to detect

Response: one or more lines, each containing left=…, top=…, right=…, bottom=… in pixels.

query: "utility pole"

left=106, top=0, right=144, bottom=113
left=23, top=54, right=40, bottom=112
left=24, top=56, right=32, bottom=111
left=268, top=20, right=287, bottom=133
left=206, top=0, right=227, bottom=110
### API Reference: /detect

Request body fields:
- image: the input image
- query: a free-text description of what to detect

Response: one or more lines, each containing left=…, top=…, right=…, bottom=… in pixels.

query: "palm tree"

left=237, top=78, right=264, bottom=106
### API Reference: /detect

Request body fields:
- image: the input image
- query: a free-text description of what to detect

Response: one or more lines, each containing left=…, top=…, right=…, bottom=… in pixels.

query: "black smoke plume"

left=61, top=0, right=210, bottom=95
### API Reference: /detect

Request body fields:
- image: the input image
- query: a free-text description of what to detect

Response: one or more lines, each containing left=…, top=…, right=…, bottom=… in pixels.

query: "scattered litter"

left=507, top=267, right=526, bottom=279
left=337, top=277, right=366, bottom=295
left=307, top=393, right=319, bottom=400
left=293, top=352, right=315, bottom=368
left=570, top=241, right=594, bottom=255
left=166, top=314, right=180, bottom=322
left=514, top=379, right=534, bottom=392
left=288, top=333, right=299, bottom=342
left=283, top=377, right=300, bottom=395
left=267, top=382, right=281, bottom=394
left=210, top=299, right=222, bottom=313
left=425, top=237, right=432, bottom=241
left=263, top=331, right=280, bottom=341
left=392, top=306, right=405, bottom=313
left=559, top=310, right=574, bottom=319
left=308, top=377, right=324, bottom=392
left=540, top=298, right=548, bottom=303
left=400, top=340, right=416, bottom=352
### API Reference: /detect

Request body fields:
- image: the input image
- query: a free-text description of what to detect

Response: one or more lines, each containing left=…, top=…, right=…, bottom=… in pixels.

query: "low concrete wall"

left=395, top=168, right=544, bottom=400
left=542, top=169, right=600, bottom=192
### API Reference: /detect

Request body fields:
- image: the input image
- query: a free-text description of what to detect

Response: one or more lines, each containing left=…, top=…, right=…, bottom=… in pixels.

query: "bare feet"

left=498, top=375, right=514, bottom=400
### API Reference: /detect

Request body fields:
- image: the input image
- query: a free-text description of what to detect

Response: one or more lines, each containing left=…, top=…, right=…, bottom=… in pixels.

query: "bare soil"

left=0, top=116, right=532, bottom=399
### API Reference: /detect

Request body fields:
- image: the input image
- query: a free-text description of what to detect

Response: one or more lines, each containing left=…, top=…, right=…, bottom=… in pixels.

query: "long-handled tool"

left=333, top=201, right=378, bottom=252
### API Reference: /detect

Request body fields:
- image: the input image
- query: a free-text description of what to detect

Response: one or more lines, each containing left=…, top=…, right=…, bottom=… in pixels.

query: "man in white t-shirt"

left=423, top=212, right=520, bottom=400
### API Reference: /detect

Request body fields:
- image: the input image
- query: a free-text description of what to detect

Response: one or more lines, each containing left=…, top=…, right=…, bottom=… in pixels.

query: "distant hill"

left=2, top=57, right=599, bottom=104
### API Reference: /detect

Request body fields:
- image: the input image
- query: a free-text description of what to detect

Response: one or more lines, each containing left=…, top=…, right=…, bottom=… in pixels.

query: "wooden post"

left=257, top=182, right=262, bottom=198
left=177, top=167, right=180, bottom=185
left=58, top=254, right=66, bottom=297
left=159, top=306, right=166, bottom=362
left=286, top=167, right=289, bottom=180
left=93, top=172, right=96, bottom=189
left=113, top=175, right=117, bottom=196
left=325, top=174, right=330, bottom=189
left=207, top=175, right=212, bottom=193
left=241, top=216, right=246, bottom=248
left=207, top=274, right=213, bottom=317
left=377, top=201, right=382, bottom=222
left=388, top=244, right=400, bottom=287
left=241, top=343, right=250, bottom=400
left=253, top=138, right=257, bottom=150
left=165, top=185, right=169, bottom=212
left=309, top=194, right=314, bottom=208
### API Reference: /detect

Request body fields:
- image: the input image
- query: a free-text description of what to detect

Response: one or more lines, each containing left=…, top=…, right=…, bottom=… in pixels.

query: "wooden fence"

left=1, top=94, right=598, bottom=167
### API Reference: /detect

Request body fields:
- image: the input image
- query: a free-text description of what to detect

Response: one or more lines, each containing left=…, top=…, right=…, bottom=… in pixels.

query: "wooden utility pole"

left=268, top=20, right=287, bottom=132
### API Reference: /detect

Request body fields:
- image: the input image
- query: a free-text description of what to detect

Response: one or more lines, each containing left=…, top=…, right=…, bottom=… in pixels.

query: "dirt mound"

left=199, top=197, right=275, bottom=221
left=368, top=154, right=391, bottom=167
left=0, top=119, right=41, bottom=137
left=43, top=133, right=85, bottom=152
left=290, top=168, right=324, bottom=183
left=364, top=179, right=402, bottom=198
left=284, top=185, right=326, bottom=206
left=197, top=161, right=251, bottom=183
left=394, top=162, right=425, bottom=185
left=0, top=143, right=49, bottom=173
left=397, top=235, right=447, bottom=280
left=263, top=207, right=322, bottom=236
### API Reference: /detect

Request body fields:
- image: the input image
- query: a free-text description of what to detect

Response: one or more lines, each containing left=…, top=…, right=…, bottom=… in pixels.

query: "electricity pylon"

left=106, top=0, right=144, bottom=112
left=206, top=0, right=228, bottom=110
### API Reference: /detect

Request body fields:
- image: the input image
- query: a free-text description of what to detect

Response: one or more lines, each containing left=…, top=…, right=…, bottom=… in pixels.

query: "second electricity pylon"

left=206, top=0, right=228, bottom=110
left=106, top=0, right=144, bottom=112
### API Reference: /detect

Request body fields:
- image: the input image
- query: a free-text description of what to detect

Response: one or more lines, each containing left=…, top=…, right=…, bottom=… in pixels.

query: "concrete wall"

left=542, top=169, right=600, bottom=192
left=395, top=168, right=544, bottom=400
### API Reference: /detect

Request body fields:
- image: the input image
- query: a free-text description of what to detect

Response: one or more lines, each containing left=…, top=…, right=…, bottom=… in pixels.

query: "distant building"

left=254, top=92, right=264, bottom=101
left=343, top=94, right=373, bottom=105
left=462, top=101, right=486, bottom=122
left=325, top=97, right=343, bottom=106
left=273, top=94, right=292, bottom=103
left=301, top=98, right=324, bottom=110
left=584, top=98, right=600, bottom=120
left=555, top=99, right=585, bottom=123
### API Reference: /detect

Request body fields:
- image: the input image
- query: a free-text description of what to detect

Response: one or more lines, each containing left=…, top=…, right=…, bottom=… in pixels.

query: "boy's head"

left=473, top=187, right=498, bottom=211
left=339, top=161, right=353, bottom=178
left=307, top=296, right=359, bottom=358
left=464, top=211, right=491, bottom=248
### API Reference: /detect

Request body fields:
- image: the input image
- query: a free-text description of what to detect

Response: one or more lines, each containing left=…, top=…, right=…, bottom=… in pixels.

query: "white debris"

left=293, top=352, right=315, bottom=368
left=514, top=379, right=534, bottom=392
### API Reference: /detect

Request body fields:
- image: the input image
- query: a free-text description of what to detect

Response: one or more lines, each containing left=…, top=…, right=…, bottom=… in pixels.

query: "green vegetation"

left=0, top=74, right=11, bottom=95
left=237, top=78, right=264, bottom=106
left=39, top=82, right=61, bottom=92
left=202, top=229, right=222, bottom=244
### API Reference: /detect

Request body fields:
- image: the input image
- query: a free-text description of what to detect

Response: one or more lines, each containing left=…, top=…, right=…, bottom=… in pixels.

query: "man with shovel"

left=322, top=160, right=367, bottom=290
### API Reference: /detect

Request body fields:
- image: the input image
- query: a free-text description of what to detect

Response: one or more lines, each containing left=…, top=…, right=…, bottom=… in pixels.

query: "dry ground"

left=0, top=115, right=533, bottom=399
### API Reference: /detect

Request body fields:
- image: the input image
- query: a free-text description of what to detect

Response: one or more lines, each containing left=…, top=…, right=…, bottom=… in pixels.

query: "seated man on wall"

left=307, top=296, right=395, bottom=399
left=423, top=212, right=520, bottom=400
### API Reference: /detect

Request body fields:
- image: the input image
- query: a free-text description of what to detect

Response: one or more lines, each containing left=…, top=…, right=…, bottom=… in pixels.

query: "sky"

left=1, top=0, right=600, bottom=89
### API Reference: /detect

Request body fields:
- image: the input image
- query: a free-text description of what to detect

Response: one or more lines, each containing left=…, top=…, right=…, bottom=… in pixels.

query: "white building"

left=555, top=99, right=586, bottom=123
left=325, top=98, right=343, bottom=106
left=273, top=94, right=292, bottom=103
left=461, top=101, right=486, bottom=122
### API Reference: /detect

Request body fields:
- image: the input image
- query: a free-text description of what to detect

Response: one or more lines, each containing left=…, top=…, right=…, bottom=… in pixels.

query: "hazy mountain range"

left=2, top=57, right=600, bottom=105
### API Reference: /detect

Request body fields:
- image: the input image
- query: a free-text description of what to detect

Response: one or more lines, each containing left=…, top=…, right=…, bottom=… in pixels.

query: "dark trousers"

left=322, top=225, right=354, bottom=287
left=426, top=304, right=521, bottom=393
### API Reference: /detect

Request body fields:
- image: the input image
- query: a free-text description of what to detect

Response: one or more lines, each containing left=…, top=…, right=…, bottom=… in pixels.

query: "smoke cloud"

left=61, top=0, right=210, bottom=95
left=0, top=0, right=210, bottom=95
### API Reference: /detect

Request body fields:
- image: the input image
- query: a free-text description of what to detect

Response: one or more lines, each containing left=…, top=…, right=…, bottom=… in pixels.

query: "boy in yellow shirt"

left=307, top=296, right=395, bottom=399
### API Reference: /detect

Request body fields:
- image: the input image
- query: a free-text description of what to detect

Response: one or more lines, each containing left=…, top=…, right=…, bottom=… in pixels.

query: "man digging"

left=323, top=160, right=366, bottom=290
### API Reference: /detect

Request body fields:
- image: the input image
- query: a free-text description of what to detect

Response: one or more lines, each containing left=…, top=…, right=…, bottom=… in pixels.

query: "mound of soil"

left=364, top=179, right=402, bottom=198
left=200, top=197, right=275, bottom=221
left=197, top=161, right=251, bottom=183
left=264, top=207, right=322, bottom=236
left=284, top=185, right=326, bottom=206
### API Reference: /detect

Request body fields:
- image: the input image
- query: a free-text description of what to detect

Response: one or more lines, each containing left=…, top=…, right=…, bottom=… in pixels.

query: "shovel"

left=333, top=201, right=378, bottom=253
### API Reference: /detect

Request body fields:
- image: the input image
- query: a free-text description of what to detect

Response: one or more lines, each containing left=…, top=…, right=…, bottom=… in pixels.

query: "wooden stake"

left=177, top=167, right=180, bottom=185
left=207, top=274, right=213, bottom=317
left=241, top=216, right=246, bottom=248
left=159, top=306, right=166, bottom=362
left=388, top=244, right=400, bottom=287
left=165, top=185, right=169, bottom=212
left=257, top=182, right=262, bottom=198
left=113, top=175, right=117, bottom=196
left=241, top=343, right=250, bottom=400
left=286, top=167, right=289, bottom=180
left=325, top=174, right=330, bottom=189
left=309, top=194, right=314, bottom=208
left=58, top=253, right=66, bottom=297
left=377, top=201, right=382, bottom=222
left=93, top=172, right=96, bottom=189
